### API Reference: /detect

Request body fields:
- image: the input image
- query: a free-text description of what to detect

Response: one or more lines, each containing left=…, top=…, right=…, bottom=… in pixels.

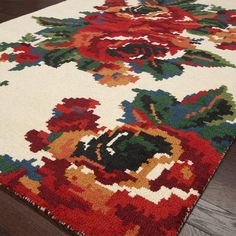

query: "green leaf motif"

left=141, top=59, right=184, bottom=80
left=174, top=3, right=208, bottom=15
left=120, top=86, right=236, bottom=153
left=195, top=123, right=236, bottom=153
left=33, top=16, right=88, bottom=27
left=9, top=63, right=37, bottom=71
left=177, top=86, right=236, bottom=129
left=0, top=80, right=9, bottom=87
left=76, top=57, right=102, bottom=71
left=20, top=33, right=39, bottom=43
left=0, top=42, right=17, bottom=52
left=0, top=156, right=20, bottom=174
left=187, top=28, right=210, bottom=36
left=37, top=27, right=78, bottom=39
left=177, top=49, right=236, bottom=68
left=44, top=48, right=79, bottom=68
left=199, top=18, right=228, bottom=29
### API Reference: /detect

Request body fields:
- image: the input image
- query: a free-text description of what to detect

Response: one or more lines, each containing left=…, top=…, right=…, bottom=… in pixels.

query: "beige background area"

left=0, top=0, right=236, bottom=165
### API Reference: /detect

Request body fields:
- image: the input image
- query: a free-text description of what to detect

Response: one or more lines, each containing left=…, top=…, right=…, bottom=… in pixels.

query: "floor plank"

left=0, top=189, right=70, bottom=236
left=0, top=0, right=65, bottom=23
left=0, top=225, right=11, bottom=236
left=201, top=179, right=236, bottom=213
left=200, top=143, right=236, bottom=213
left=187, top=199, right=236, bottom=236
left=179, top=223, right=210, bottom=236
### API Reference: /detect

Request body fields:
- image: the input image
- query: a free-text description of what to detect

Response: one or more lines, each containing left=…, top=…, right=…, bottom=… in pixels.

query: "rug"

left=0, top=0, right=236, bottom=235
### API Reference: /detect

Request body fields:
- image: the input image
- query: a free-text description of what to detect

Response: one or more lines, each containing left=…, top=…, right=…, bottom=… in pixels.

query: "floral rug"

left=0, top=0, right=236, bottom=235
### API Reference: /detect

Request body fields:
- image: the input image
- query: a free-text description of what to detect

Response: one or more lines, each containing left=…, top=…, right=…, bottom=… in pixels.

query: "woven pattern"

left=0, top=0, right=236, bottom=235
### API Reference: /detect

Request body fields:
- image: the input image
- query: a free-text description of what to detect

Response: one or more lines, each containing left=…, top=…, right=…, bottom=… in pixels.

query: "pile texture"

left=0, top=0, right=236, bottom=235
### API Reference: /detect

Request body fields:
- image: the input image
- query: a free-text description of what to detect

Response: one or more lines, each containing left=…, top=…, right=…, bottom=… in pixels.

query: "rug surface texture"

left=0, top=0, right=236, bottom=235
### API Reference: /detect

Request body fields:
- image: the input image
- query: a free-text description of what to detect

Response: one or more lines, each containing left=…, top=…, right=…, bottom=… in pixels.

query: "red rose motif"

left=13, top=44, right=41, bottom=63
left=208, top=28, right=236, bottom=51
left=71, top=3, right=200, bottom=63
left=46, top=98, right=103, bottom=133
left=14, top=44, right=32, bottom=53
left=25, top=98, right=104, bottom=158
left=25, top=130, right=50, bottom=153
left=15, top=52, right=40, bottom=63
left=217, top=42, right=236, bottom=50
left=0, top=123, right=221, bottom=236
left=0, top=53, right=9, bottom=62
left=148, top=125, right=221, bottom=194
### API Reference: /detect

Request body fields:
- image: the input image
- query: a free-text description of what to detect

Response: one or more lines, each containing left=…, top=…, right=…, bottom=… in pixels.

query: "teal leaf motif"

left=176, top=49, right=236, bottom=68
left=44, top=48, right=79, bottom=68
left=141, top=59, right=184, bottom=80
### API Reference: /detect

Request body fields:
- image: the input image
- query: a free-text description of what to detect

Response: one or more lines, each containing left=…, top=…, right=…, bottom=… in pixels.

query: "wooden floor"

left=0, top=1, right=236, bottom=235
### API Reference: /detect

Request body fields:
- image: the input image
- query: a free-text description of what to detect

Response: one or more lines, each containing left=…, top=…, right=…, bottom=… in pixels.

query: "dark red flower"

left=217, top=42, right=236, bottom=50
left=218, top=11, right=236, bottom=25
left=25, top=130, right=50, bottom=152
left=208, top=27, right=236, bottom=51
left=0, top=53, right=9, bottom=62
left=13, top=44, right=33, bottom=53
left=14, top=52, right=40, bottom=63
left=71, top=3, right=200, bottom=63
left=47, top=98, right=103, bottom=133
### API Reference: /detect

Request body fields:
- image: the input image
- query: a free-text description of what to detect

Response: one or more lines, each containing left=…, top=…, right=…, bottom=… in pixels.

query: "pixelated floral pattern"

left=1, top=86, right=236, bottom=235
left=0, top=0, right=236, bottom=86
left=0, top=0, right=236, bottom=235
